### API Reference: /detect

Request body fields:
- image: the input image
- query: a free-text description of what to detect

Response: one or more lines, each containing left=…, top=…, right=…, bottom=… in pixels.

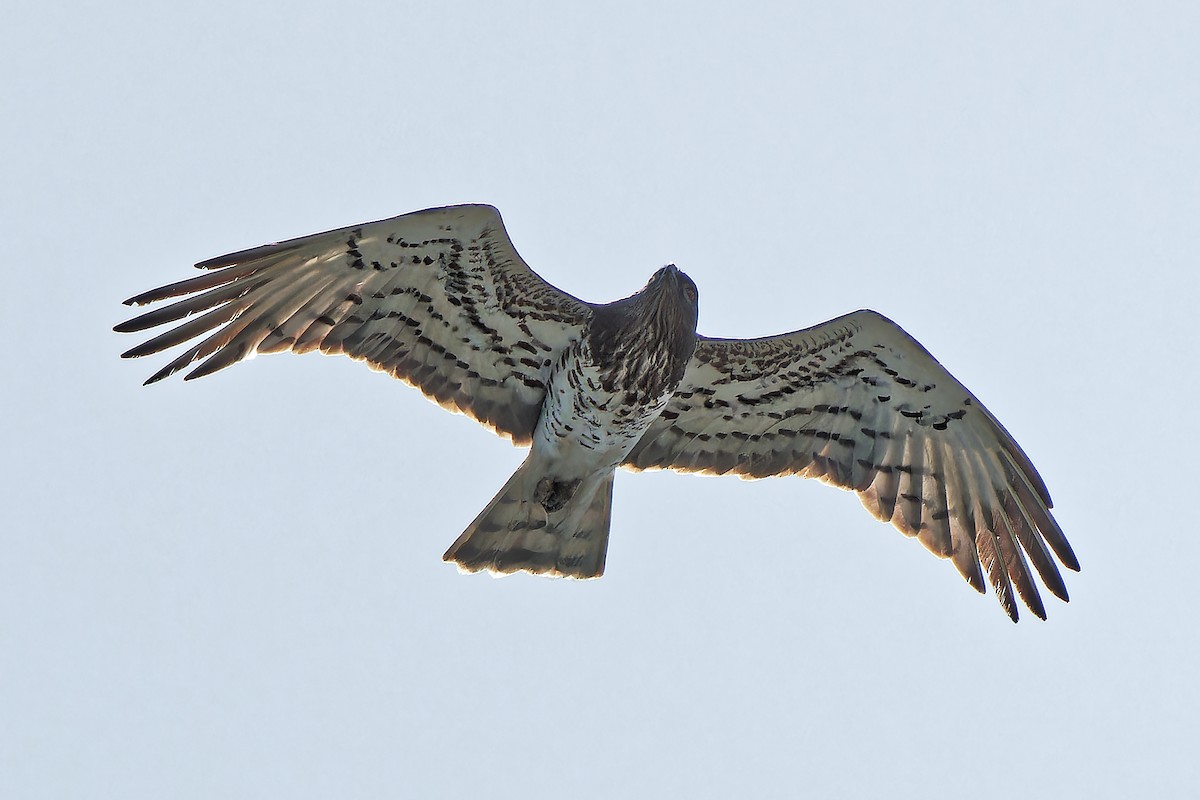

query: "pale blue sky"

left=3, top=2, right=1198, bottom=798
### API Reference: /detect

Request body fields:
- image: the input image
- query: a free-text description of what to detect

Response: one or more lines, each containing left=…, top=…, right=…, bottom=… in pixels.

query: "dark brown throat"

left=586, top=284, right=698, bottom=398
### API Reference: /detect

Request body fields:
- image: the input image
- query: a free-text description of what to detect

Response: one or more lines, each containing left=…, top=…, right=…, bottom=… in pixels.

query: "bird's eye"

left=683, top=285, right=697, bottom=303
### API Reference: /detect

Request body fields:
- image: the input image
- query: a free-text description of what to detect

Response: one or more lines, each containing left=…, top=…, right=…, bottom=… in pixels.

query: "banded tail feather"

left=444, top=462, right=615, bottom=579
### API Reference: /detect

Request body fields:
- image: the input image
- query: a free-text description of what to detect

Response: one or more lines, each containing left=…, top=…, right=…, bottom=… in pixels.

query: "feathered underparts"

left=116, top=203, right=1078, bottom=622
left=444, top=264, right=699, bottom=577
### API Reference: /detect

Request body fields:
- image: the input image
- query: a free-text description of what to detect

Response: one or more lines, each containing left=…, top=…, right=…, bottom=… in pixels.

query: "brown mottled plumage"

left=116, top=204, right=1078, bottom=621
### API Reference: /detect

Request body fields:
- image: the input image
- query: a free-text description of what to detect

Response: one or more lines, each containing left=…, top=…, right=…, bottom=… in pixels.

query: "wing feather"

left=625, top=309, right=1077, bottom=620
left=918, top=441, right=952, bottom=558
left=943, top=449, right=986, bottom=594
left=116, top=204, right=592, bottom=444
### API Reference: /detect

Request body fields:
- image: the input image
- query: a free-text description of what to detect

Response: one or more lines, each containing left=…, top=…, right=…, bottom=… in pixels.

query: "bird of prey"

left=115, top=204, right=1078, bottom=622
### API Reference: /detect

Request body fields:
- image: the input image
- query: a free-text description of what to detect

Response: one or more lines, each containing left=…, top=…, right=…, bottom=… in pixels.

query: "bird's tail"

left=443, top=460, right=615, bottom=578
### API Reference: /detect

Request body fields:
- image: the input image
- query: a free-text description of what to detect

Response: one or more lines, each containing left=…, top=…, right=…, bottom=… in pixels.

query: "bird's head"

left=631, top=263, right=700, bottom=377
left=642, top=263, right=699, bottom=329
left=586, top=263, right=700, bottom=392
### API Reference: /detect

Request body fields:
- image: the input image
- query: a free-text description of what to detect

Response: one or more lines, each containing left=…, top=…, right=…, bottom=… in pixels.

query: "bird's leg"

left=534, top=477, right=581, bottom=513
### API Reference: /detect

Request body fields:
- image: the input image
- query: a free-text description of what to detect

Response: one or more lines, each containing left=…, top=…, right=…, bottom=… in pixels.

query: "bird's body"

left=116, top=204, right=1078, bottom=621
left=447, top=267, right=698, bottom=577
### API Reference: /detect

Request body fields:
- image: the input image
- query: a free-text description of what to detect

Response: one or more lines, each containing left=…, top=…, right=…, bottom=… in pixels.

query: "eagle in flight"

left=116, top=204, right=1078, bottom=622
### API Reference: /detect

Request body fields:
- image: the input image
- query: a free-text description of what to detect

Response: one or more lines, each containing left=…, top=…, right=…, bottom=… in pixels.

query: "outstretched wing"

left=116, top=204, right=591, bottom=444
left=624, top=309, right=1078, bottom=621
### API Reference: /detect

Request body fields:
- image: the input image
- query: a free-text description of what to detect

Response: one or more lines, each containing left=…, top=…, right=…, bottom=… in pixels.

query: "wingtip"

left=143, top=364, right=177, bottom=385
left=121, top=290, right=160, bottom=308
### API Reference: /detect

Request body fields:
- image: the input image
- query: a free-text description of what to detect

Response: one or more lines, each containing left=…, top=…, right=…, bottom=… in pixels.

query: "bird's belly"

left=533, top=358, right=669, bottom=475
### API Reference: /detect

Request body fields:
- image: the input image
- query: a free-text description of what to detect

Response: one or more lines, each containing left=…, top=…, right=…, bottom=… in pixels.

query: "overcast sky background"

left=3, top=2, right=1198, bottom=798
